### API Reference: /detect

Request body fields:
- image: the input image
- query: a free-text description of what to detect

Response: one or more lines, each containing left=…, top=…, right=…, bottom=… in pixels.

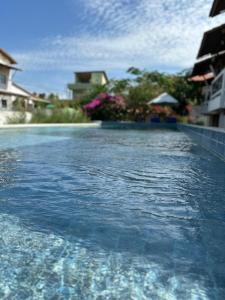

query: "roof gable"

left=148, top=93, right=179, bottom=105
left=192, top=51, right=225, bottom=77
left=197, top=24, right=225, bottom=58
left=0, top=49, right=17, bottom=65
left=210, top=0, right=225, bottom=17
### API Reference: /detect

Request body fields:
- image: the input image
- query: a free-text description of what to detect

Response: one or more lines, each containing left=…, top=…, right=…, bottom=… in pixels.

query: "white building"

left=0, top=48, right=49, bottom=124
left=68, top=71, right=109, bottom=100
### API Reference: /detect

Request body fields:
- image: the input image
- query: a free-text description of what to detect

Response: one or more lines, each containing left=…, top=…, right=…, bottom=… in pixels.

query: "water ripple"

left=0, top=128, right=224, bottom=299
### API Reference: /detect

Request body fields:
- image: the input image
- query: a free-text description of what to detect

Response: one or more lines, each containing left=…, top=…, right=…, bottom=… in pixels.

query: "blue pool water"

left=0, top=127, right=225, bottom=299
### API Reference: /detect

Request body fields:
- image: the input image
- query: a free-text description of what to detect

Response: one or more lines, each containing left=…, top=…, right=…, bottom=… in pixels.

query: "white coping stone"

left=180, top=123, right=225, bottom=133
left=0, top=122, right=102, bottom=130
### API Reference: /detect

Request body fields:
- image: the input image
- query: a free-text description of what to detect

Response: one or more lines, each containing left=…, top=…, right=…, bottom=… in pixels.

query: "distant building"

left=68, top=71, right=109, bottom=100
left=0, top=48, right=50, bottom=112
left=191, top=0, right=225, bottom=128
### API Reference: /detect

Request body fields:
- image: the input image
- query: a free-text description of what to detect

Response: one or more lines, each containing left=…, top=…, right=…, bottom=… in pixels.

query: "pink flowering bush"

left=83, top=93, right=126, bottom=121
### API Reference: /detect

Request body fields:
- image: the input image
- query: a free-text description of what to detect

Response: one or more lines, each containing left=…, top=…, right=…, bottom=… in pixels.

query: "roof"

left=190, top=74, right=214, bottom=82
left=148, top=93, right=179, bottom=105
left=0, top=82, right=50, bottom=103
left=210, top=0, right=225, bottom=17
left=192, top=57, right=212, bottom=77
left=0, top=62, right=21, bottom=71
left=0, top=48, right=17, bottom=64
left=10, top=82, right=32, bottom=97
left=192, top=51, right=225, bottom=76
left=197, top=24, right=225, bottom=58
left=75, top=70, right=109, bottom=82
left=0, top=82, right=31, bottom=98
left=33, top=97, right=51, bottom=104
left=2, top=82, right=35, bottom=98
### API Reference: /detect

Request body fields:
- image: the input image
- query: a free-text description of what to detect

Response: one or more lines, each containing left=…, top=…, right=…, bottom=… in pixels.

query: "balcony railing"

left=211, top=72, right=223, bottom=100
left=201, top=69, right=225, bottom=114
left=68, top=82, right=92, bottom=90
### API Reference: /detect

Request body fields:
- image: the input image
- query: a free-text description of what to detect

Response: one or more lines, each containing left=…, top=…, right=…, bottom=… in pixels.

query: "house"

left=0, top=48, right=50, bottom=115
left=68, top=71, right=109, bottom=100
left=209, top=0, right=225, bottom=17
left=191, top=0, right=225, bottom=128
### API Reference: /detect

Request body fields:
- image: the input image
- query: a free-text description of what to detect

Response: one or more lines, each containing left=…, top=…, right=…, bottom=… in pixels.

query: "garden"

left=8, top=68, right=203, bottom=124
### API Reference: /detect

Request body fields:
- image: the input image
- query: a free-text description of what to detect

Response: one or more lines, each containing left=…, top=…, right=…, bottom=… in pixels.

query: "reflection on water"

left=0, top=128, right=224, bottom=299
left=0, top=214, right=212, bottom=300
left=0, top=149, right=19, bottom=187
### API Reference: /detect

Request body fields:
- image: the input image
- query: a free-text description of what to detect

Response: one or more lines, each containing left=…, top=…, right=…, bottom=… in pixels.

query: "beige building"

left=0, top=48, right=49, bottom=114
left=68, top=71, right=109, bottom=100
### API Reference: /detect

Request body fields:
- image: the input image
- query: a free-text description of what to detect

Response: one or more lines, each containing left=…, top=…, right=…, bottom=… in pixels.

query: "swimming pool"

left=0, top=127, right=225, bottom=299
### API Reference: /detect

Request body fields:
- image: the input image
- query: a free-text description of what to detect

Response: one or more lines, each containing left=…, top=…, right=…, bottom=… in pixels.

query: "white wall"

left=0, top=111, right=32, bottom=125
left=0, top=53, right=12, bottom=65
left=0, top=94, right=15, bottom=110
left=91, top=73, right=107, bottom=85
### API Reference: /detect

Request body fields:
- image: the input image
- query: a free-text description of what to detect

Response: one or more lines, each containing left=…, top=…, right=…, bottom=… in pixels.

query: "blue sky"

left=1, top=0, right=223, bottom=97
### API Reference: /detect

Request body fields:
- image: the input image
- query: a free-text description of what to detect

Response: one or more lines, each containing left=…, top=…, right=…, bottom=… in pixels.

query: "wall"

left=0, top=111, right=32, bottom=125
left=91, top=73, right=107, bottom=85
left=101, top=121, right=178, bottom=130
left=0, top=53, right=11, bottom=65
left=0, top=65, right=10, bottom=89
left=0, top=94, right=15, bottom=110
left=219, top=111, right=225, bottom=128
left=178, top=124, right=225, bottom=160
left=189, top=105, right=209, bottom=126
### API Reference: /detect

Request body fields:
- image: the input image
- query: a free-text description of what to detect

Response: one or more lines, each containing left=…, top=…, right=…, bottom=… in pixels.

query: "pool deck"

left=0, top=121, right=178, bottom=130
left=0, top=122, right=101, bottom=129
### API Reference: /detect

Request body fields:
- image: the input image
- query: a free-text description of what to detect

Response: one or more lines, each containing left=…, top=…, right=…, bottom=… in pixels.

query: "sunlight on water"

left=0, top=214, right=210, bottom=300
left=0, top=130, right=70, bottom=150
left=0, top=128, right=224, bottom=299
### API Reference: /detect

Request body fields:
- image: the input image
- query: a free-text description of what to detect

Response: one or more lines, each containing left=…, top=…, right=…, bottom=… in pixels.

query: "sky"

left=1, top=0, right=224, bottom=97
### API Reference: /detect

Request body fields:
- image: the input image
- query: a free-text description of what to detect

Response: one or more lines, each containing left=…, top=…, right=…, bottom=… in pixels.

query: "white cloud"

left=14, top=0, right=224, bottom=74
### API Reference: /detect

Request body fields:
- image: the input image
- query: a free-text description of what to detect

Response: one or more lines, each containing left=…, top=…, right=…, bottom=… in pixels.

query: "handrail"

left=211, top=89, right=222, bottom=100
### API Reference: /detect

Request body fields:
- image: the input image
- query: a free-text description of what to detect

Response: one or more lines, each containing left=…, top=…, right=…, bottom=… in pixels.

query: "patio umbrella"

left=148, top=93, right=179, bottom=106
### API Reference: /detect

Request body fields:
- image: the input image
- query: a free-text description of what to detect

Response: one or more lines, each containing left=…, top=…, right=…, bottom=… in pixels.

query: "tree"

left=109, top=79, right=130, bottom=94
left=77, top=68, right=203, bottom=121
left=47, top=93, right=60, bottom=101
left=126, top=69, right=203, bottom=116
left=78, top=84, right=109, bottom=107
left=38, top=93, right=46, bottom=99
left=83, top=93, right=126, bottom=121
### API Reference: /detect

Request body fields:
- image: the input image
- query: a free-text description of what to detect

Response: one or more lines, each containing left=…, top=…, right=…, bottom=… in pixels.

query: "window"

left=1, top=99, right=7, bottom=109
left=76, top=73, right=91, bottom=83
left=0, top=73, right=7, bottom=89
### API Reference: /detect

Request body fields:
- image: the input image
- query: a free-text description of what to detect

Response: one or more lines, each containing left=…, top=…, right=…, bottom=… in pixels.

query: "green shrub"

left=30, top=108, right=90, bottom=124
left=7, top=112, right=27, bottom=124
left=83, top=93, right=126, bottom=121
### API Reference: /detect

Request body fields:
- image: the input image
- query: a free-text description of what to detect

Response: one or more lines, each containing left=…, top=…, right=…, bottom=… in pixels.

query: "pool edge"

left=178, top=124, right=225, bottom=161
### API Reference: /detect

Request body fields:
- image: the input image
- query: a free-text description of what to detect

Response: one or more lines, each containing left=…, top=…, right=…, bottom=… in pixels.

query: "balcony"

left=201, top=69, right=225, bottom=114
left=68, top=82, right=92, bottom=91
